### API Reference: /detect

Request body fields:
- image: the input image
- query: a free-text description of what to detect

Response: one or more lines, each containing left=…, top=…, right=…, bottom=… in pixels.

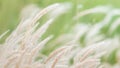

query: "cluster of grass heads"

left=0, top=0, right=120, bottom=68
left=0, top=4, right=109, bottom=68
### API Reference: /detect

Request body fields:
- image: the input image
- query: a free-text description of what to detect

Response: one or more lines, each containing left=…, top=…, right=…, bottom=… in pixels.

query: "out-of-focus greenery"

left=0, top=0, right=120, bottom=35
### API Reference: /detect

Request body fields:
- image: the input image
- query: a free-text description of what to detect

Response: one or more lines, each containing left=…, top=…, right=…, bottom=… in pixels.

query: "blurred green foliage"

left=0, top=0, right=120, bottom=35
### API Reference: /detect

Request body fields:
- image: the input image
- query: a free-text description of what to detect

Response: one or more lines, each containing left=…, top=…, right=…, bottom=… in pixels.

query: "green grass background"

left=0, top=0, right=120, bottom=35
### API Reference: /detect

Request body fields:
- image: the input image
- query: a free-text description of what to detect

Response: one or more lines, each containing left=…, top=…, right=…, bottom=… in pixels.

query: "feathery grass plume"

left=0, top=3, right=60, bottom=68
left=73, top=6, right=111, bottom=20
left=48, top=2, right=71, bottom=19
left=71, top=40, right=110, bottom=68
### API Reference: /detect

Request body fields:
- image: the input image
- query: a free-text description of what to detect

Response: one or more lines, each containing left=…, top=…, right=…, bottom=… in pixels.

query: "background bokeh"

left=0, top=0, right=120, bottom=35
